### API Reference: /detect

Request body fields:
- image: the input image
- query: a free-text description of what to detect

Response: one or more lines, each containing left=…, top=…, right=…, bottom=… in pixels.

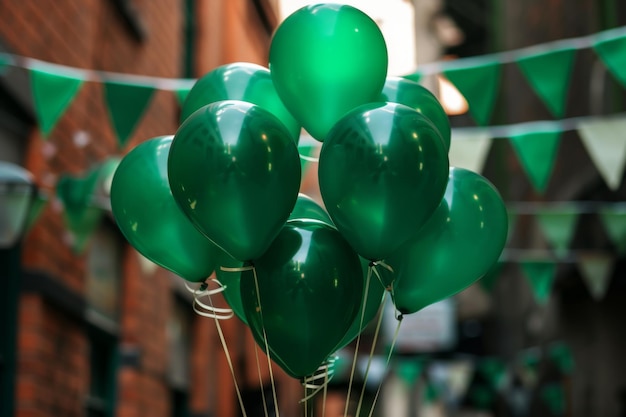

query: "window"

left=86, top=222, right=123, bottom=417
left=168, top=297, right=193, bottom=417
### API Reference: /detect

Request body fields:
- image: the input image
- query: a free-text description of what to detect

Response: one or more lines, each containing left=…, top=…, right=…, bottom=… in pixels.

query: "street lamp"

left=0, top=161, right=37, bottom=248
left=0, top=161, right=36, bottom=417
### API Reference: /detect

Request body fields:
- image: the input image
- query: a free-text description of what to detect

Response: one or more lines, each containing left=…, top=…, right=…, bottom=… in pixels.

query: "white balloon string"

left=300, top=359, right=336, bottom=402
left=299, top=153, right=319, bottom=163
left=369, top=260, right=394, bottom=291
left=220, top=265, right=255, bottom=272
left=250, top=265, right=282, bottom=417
left=203, top=282, right=249, bottom=417
left=366, top=316, right=403, bottom=417
left=185, top=279, right=235, bottom=320
left=354, top=292, right=389, bottom=417
left=343, top=265, right=373, bottom=417
left=321, top=367, right=329, bottom=417
left=253, top=343, right=271, bottom=417
left=375, top=260, right=395, bottom=273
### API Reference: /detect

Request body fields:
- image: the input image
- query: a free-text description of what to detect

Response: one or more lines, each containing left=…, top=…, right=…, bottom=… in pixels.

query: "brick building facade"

left=0, top=1, right=301, bottom=417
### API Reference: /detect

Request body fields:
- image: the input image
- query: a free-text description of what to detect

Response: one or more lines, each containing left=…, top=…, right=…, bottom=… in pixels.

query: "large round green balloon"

left=168, top=100, right=301, bottom=262
left=240, top=220, right=364, bottom=378
left=269, top=4, right=388, bottom=142
left=218, top=194, right=332, bottom=326
left=181, top=62, right=301, bottom=143
left=381, top=77, right=451, bottom=151
left=318, top=102, right=449, bottom=261
left=110, top=136, right=219, bottom=282
left=388, top=167, right=508, bottom=314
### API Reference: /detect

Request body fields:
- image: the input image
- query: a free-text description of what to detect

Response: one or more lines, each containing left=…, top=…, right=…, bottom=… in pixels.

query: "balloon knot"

left=396, top=313, right=404, bottom=322
left=369, top=260, right=378, bottom=267
left=199, top=282, right=208, bottom=291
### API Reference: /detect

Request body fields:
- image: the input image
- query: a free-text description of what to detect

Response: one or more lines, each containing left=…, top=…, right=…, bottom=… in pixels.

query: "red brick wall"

left=16, top=294, right=90, bottom=417
left=0, top=1, right=183, bottom=417
left=1, top=1, right=305, bottom=416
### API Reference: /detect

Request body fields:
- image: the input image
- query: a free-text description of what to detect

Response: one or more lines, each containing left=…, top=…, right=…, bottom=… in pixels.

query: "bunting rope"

left=2, top=25, right=624, bottom=89
left=0, top=53, right=195, bottom=90
left=409, top=25, right=626, bottom=75
left=499, top=248, right=619, bottom=263
left=507, top=200, right=626, bottom=214
left=297, top=112, right=626, bottom=148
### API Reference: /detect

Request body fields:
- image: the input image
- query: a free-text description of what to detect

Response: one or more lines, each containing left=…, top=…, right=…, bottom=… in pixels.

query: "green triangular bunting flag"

left=449, top=130, right=493, bottom=173
left=577, top=253, right=614, bottom=300
left=520, top=260, right=557, bottom=304
left=0, top=54, right=10, bottom=74
left=443, top=60, right=501, bottom=126
left=519, top=347, right=541, bottom=379
left=24, top=193, right=48, bottom=234
left=509, top=130, right=561, bottom=193
left=540, top=383, right=566, bottom=416
left=468, top=385, right=496, bottom=410
left=298, top=144, right=318, bottom=178
left=423, top=380, right=440, bottom=404
left=396, top=358, right=424, bottom=387
left=103, top=80, right=156, bottom=148
left=593, top=32, right=626, bottom=88
left=175, top=86, right=192, bottom=106
left=548, top=342, right=575, bottom=375
left=402, top=72, right=422, bottom=84
left=56, top=168, right=103, bottom=253
left=477, top=357, right=506, bottom=391
left=599, top=207, right=626, bottom=254
left=577, top=117, right=626, bottom=191
left=536, top=208, right=579, bottom=258
left=30, top=68, right=84, bottom=137
left=516, top=47, right=576, bottom=118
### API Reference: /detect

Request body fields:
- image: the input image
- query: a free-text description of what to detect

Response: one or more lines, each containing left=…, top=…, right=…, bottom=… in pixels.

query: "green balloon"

left=240, top=220, right=364, bottom=378
left=216, top=191, right=332, bottom=326
left=388, top=167, right=508, bottom=314
left=381, top=77, right=451, bottom=151
left=168, top=100, right=301, bottom=262
left=334, top=257, right=386, bottom=351
left=110, top=136, right=219, bottom=282
left=318, top=102, right=449, bottom=261
left=181, top=62, right=301, bottom=143
left=269, top=4, right=388, bottom=142
left=288, top=193, right=333, bottom=225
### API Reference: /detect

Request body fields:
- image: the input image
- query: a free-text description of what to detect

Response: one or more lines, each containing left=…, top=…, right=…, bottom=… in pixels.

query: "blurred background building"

left=0, top=1, right=625, bottom=417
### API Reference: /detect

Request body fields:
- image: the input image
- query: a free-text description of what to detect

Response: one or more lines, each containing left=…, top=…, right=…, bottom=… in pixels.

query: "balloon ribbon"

left=185, top=279, right=247, bottom=417
left=221, top=264, right=282, bottom=417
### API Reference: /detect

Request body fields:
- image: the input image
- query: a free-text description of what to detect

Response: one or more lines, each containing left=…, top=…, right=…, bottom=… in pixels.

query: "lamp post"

left=0, top=161, right=37, bottom=417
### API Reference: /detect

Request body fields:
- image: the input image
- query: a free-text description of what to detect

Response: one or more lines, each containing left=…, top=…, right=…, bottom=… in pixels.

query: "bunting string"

left=297, top=112, right=626, bottom=147
left=2, top=25, right=624, bottom=89
left=410, top=25, right=626, bottom=75
left=0, top=53, right=195, bottom=90
left=499, top=249, right=615, bottom=263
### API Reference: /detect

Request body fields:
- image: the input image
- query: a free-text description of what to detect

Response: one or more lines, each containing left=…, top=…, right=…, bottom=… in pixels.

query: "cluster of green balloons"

left=110, top=3, right=507, bottom=380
